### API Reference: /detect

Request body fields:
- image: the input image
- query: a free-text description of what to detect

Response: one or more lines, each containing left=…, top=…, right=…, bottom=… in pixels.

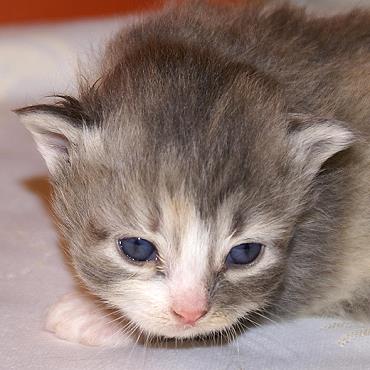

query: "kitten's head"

left=17, top=39, right=354, bottom=339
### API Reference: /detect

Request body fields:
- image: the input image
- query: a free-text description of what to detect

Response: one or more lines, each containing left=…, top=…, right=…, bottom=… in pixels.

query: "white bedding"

left=1, top=2, right=370, bottom=369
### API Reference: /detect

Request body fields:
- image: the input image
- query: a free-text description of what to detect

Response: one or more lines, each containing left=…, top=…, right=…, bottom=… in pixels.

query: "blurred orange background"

left=0, top=0, right=243, bottom=24
left=0, top=0, right=165, bottom=24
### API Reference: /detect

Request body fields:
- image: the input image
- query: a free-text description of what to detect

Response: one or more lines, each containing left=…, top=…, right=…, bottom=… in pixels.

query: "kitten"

left=16, top=0, right=370, bottom=346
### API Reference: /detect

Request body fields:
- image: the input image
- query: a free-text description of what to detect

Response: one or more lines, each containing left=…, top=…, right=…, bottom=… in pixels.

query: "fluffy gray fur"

left=16, top=0, right=370, bottom=341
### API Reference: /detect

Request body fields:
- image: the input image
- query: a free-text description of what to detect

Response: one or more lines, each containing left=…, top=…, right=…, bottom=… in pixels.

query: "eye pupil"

left=118, top=237, right=157, bottom=262
left=226, top=243, right=263, bottom=266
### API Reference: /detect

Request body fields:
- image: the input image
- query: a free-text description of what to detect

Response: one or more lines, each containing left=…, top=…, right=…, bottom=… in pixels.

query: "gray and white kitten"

left=17, top=0, right=370, bottom=346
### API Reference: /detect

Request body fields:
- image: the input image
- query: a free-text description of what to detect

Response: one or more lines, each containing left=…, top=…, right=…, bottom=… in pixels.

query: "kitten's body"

left=18, top=1, right=370, bottom=345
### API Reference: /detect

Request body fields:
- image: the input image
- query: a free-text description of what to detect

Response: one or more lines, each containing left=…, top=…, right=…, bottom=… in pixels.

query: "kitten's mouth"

left=134, top=316, right=237, bottom=341
left=134, top=307, right=267, bottom=341
left=139, top=320, right=242, bottom=344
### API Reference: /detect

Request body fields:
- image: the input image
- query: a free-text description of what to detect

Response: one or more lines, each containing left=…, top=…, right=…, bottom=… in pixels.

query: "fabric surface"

left=1, top=3, right=370, bottom=369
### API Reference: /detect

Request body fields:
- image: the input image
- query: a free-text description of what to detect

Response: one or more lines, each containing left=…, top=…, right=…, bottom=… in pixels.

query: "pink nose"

left=172, top=307, right=208, bottom=325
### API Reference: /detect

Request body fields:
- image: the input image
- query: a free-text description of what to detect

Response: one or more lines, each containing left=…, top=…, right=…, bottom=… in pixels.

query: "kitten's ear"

left=15, top=98, right=85, bottom=174
left=287, top=113, right=356, bottom=176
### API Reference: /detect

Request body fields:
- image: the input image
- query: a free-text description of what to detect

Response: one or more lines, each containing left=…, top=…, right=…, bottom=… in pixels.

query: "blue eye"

left=225, top=243, right=263, bottom=266
left=118, top=237, right=157, bottom=262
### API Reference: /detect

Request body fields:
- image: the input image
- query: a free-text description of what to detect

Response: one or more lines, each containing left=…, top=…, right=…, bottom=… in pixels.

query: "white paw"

left=45, top=291, right=134, bottom=346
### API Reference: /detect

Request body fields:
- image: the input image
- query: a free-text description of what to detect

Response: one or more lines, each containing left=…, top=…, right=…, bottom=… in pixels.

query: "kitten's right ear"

left=15, top=97, right=86, bottom=174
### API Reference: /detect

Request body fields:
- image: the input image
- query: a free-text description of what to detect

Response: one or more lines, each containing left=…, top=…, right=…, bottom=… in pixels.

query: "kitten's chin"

left=135, top=318, right=236, bottom=340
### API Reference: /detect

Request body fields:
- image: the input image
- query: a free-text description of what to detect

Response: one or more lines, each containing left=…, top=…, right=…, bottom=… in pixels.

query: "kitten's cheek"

left=45, top=291, right=135, bottom=347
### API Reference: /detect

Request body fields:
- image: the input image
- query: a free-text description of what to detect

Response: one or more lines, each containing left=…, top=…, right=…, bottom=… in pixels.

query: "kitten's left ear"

left=15, top=97, right=86, bottom=175
left=287, top=113, right=356, bottom=177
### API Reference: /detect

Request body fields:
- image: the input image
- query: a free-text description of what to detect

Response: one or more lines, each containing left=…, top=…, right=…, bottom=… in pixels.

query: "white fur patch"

left=46, top=291, right=134, bottom=346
